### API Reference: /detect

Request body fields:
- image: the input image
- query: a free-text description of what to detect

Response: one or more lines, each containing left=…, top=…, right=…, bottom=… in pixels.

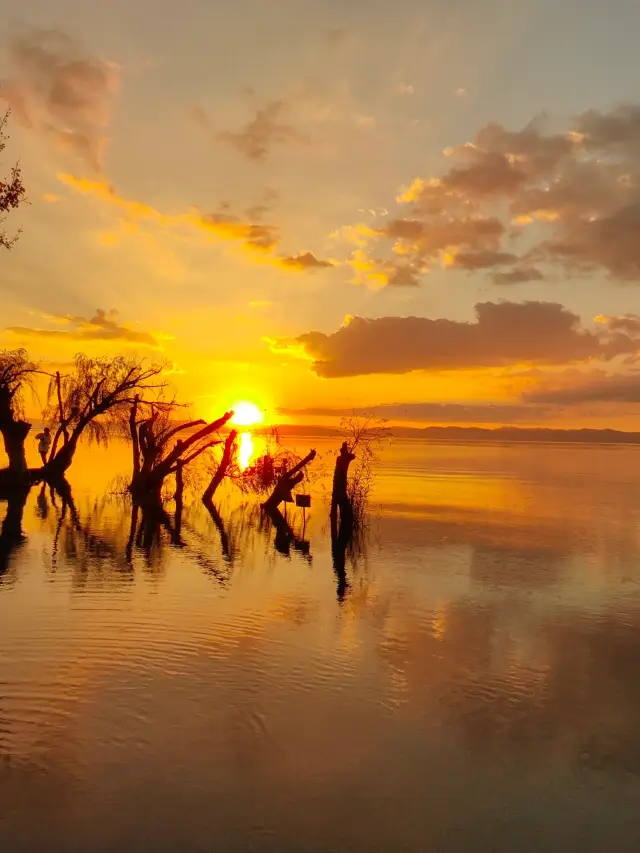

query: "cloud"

left=575, top=104, right=640, bottom=153
left=278, top=401, right=551, bottom=425
left=345, top=102, right=640, bottom=286
left=597, top=314, right=640, bottom=335
left=5, top=309, right=158, bottom=346
left=58, top=172, right=336, bottom=271
left=277, top=252, right=334, bottom=271
left=58, top=173, right=176, bottom=224
left=380, top=215, right=505, bottom=252
left=525, top=372, right=640, bottom=404
left=195, top=210, right=279, bottom=250
left=0, top=28, right=119, bottom=171
left=447, top=250, right=518, bottom=271
left=492, top=267, right=544, bottom=285
left=271, top=300, right=639, bottom=378
left=346, top=249, right=424, bottom=287
left=58, top=172, right=280, bottom=253
left=220, top=100, right=309, bottom=162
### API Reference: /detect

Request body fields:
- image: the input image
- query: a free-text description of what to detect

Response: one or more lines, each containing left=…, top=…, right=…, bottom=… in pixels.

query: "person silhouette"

left=35, top=426, right=52, bottom=465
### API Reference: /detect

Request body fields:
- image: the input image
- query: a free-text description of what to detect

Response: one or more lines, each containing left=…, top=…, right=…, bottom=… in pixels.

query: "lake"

left=1, top=437, right=640, bottom=852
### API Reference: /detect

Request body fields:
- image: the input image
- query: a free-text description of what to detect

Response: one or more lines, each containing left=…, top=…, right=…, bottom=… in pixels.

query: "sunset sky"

left=2, top=0, right=640, bottom=428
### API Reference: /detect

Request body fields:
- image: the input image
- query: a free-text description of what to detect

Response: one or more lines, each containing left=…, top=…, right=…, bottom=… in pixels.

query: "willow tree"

left=0, top=348, right=37, bottom=485
left=1, top=110, right=26, bottom=251
left=42, top=354, right=168, bottom=481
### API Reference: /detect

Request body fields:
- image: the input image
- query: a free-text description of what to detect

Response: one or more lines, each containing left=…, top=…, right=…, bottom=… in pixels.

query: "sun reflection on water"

left=238, top=432, right=254, bottom=471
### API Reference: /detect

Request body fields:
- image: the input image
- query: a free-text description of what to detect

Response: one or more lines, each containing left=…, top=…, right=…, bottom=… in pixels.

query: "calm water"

left=1, top=439, right=640, bottom=852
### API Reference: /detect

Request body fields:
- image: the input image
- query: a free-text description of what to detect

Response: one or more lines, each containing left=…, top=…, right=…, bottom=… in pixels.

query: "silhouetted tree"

left=330, top=441, right=356, bottom=531
left=0, top=110, right=26, bottom=251
left=262, top=448, right=316, bottom=511
left=42, top=354, right=168, bottom=481
left=332, top=414, right=391, bottom=530
left=203, top=429, right=238, bottom=503
left=0, top=348, right=37, bottom=484
left=330, top=415, right=390, bottom=582
left=128, top=395, right=234, bottom=504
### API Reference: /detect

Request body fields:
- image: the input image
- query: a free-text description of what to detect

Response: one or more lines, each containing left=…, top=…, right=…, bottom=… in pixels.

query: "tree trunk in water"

left=0, top=386, right=31, bottom=484
left=130, top=413, right=233, bottom=503
left=43, top=433, right=80, bottom=483
left=330, top=442, right=355, bottom=531
left=262, top=449, right=316, bottom=511
left=203, top=430, right=237, bottom=503
left=0, top=420, right=31, bottom=477
left=130, top=474, right=163, bottom=505
left=174, top=460, right=184, bottom=537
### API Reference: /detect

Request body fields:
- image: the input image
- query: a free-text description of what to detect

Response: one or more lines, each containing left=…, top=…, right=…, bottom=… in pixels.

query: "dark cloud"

left=0, top=28, right=118, bottom=171
left=351, top=102, right=640, bottom=286
left=273, top=300, right=638, bottom=378
left=385, top=264, right=421, bottom=286
left=492, top=267, right=544, bottom=285
left=278, top=252, right=334, bottom=271
left=600, top=314, right=640, bottom=335
left=278, top=401, right=551, bottom=424
left=474, top=121, right=574, bottom=176
left=5, top=309, right=158, bottom=347
left=534, top=201, right=640, bottom=281
left=576, top=104, right=640, bottom=153
left=220, top=100, right=309, bottom=162
left=379, top=216, right=505, bottom=258
left=525, top=372, right=640, bottom=405
left=449, top=250, right=518, bottom=271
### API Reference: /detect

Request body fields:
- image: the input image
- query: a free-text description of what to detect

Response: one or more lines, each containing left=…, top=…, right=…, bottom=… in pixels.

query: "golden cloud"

left=57, top=173, right=334, bottom=270
left=344, top=103, right=640, bottom=287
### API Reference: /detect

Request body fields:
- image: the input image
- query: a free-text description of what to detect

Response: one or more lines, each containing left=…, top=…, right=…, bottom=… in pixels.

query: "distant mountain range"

left=26, top=419, right=640, bottom=446
left=262, top=424, right=640, bottom=444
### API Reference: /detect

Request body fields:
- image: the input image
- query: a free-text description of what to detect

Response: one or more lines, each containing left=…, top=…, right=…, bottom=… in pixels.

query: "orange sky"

left=2, top=2, right=640, bottom=429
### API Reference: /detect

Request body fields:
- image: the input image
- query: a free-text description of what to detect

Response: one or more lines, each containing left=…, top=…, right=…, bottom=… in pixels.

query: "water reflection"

left=238, top=431, right=254, bottom=471
left=0, top=488, right=27, bottom=582
left=2, top=442, right=640, bottom=852
left=4, top=482, right=322, bottom=589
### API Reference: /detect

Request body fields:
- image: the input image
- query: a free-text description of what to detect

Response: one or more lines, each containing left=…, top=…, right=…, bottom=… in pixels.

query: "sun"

left=231, top=401, right=264, bottom=427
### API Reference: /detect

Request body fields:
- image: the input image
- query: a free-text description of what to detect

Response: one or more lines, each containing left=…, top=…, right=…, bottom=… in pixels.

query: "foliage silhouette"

left=0, top=110, right=26, bottom=251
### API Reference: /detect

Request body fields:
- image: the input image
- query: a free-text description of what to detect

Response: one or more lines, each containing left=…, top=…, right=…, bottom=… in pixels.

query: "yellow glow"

left=231, top=401, right=264, bottom=427
left=238, top=431, right=254, bottom=471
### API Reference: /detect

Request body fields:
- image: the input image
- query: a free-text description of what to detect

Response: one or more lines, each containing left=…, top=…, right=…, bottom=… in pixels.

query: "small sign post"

left=296, top=493, right=311, bottom=532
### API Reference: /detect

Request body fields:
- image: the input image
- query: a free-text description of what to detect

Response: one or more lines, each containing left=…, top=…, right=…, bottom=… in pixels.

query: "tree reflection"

left=0, top=478, right=372, bottom=595
left=0, top=487, right=28, bottom=581
left=263, top=505, right=311, bottom=561
left=47, top=480, right=137, bottom=583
